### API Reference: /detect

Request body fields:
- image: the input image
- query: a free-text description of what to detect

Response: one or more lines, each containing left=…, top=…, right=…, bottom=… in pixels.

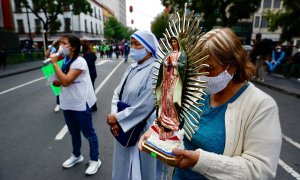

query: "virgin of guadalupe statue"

left=154, top=36, right=186, bottom=140
left=142, top=3, right=209, bottom=166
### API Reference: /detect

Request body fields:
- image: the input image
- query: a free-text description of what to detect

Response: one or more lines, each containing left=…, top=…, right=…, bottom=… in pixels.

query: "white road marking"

left=55, top=60, right=124, bottom=140
left=0, top=77, right=45, bottom=95
left=282, top=134, right=300, bottom=150
left=95, top=60, right=123, bottom=94
left=55, top=125, right=68, bottom=140
left=278, top=159, right=300, bottom=179
left=278, top=134, right=300, bottom=179
left=96, top=60, right=112, bottom=66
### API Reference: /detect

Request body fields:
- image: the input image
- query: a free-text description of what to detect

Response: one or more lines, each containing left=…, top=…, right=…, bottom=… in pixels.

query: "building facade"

left=9, top=0, right=108, bottom=44
left=251, top=0, right=283, bottom=41
left=102, top=0, right=127, bottom=26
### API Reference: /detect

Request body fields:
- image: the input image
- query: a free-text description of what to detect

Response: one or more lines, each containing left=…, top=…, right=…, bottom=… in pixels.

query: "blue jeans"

left=63, top=105, right=99, bottom=160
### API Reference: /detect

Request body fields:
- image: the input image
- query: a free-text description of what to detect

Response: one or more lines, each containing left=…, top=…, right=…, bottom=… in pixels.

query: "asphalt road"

left=0, top=58, right=299, bottom=180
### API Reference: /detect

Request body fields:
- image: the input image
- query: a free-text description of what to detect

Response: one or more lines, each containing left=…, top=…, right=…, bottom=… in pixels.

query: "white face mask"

left=58, top=45, right=70, bottom=56
left=198, top=69, right=233, bottom=95
left=130, top=48, right=148, bottom=61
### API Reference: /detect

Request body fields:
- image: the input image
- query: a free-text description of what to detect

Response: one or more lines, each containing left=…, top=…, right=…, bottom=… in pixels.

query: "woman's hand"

left=172, top=148, right=200, bottom=169
left=50, top=53, right=59, bottom=64
left=107, top=113, right=117, bottom=124
left=52, top=80, right=61, bottom=87
left=138, top=129, right=152, bottom=150
left=110, top=123, right=120, bottom=136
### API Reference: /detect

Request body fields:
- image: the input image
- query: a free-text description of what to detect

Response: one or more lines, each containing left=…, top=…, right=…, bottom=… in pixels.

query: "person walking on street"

left=124, top=41, right=130, bottom=62
left=0, top=45, right=7, bottom=69
left=249, top=33, right=273, bottom=82
left=114, top=43, right=120, bottom=59
left=50, top=34, right=101, bottom=175
left=81, top=39, right=98, bottom=112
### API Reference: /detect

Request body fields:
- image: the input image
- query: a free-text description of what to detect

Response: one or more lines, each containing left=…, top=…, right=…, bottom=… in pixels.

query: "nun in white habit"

left=107, top=30, right=164, bottom=180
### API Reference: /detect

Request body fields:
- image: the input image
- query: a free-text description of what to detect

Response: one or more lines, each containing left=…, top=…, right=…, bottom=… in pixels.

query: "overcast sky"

left=126, top=0, right=165, bottom=30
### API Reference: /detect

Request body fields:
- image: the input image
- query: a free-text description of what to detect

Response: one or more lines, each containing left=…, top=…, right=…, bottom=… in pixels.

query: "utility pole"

left=25, top=6, right=33, bottom=44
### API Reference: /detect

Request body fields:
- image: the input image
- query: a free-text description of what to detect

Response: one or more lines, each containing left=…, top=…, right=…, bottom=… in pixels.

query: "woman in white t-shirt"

left=50, top=34, right=101, bottom=175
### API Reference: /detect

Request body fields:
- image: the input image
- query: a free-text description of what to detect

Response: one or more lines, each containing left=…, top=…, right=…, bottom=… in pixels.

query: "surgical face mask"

left=58, top=45, right=70, bottom=56
left=130, top=48, right=148, bottom=61
left=198, top=69, right=233, bottom=95
left=276, top=49, right=281, bottom=52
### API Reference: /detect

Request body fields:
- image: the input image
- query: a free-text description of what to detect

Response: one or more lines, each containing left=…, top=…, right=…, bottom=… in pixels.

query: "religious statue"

left=141, top=3, right=209, bottom=166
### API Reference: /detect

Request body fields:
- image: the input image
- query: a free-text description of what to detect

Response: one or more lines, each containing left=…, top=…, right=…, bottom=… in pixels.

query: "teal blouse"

left=173, top=83, right=249, bottom=180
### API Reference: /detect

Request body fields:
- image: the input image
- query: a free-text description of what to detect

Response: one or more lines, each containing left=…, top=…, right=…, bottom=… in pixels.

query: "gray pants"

left=255, top=56, right=265, bottom=80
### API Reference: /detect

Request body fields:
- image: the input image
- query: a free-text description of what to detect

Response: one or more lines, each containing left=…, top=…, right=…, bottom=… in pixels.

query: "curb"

left=253, top=80, right=300, bottom=99
left=0, top=66, right=42, bottom=79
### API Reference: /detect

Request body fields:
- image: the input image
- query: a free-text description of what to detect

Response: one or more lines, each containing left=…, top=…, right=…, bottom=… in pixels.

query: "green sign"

left=150, top=152, right=157, bottom=158
left=41, top=61, right=63, bottom=96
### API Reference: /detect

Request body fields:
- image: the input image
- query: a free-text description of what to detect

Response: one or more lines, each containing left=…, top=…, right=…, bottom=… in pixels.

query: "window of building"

left=94, top=7, right=96, bottom=17
left=14, top=0, right=22, bottom=12
left=261, top=16, right=268, bottom=28
left=64, top=18, right=71, bottom=32
left=91, top=21, right=93, bottom=34
left=17, top=19, right=25, bottom=33
left=98, top=10, right=101, bottom=19
left=35, top=19, right=41, bottom=33
left=273, top=0, right=281, bottom=8
left=254, top=16, right=260, bottom=28
left=263, top=0, right=272, bottom=8
left=85, top=20, right=87, bottom=33
left=96, top=24, right=98, bottom=35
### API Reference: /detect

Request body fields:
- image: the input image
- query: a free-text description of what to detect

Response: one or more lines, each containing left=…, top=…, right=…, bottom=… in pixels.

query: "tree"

left=104, top=17, right=131, bottom=42
left=161, top=0, right=261, bottom=30
left=265, top=0, right=300, bottom=41
left=151, top=13, right=170, bottom=39
left=20, top=0, right=92, bottom=44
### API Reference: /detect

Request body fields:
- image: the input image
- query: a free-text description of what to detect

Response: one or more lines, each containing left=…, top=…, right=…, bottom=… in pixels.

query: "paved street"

left=0, top=57, right=300, bottom=179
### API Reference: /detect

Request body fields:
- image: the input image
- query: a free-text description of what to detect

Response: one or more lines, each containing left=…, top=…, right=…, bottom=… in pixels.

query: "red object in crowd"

left=129, top=6, right=133, bottom=12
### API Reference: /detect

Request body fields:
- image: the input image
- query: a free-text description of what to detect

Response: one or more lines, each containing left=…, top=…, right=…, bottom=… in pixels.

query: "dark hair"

left=61, top=34, right=81, bottom=74
left=81, top=39, right=94, bottom=54
left=169, top=36, right=178, bottom=44
left=256, top=33, right=262, bottom=39
left=61, top=34, right=81, bottom=59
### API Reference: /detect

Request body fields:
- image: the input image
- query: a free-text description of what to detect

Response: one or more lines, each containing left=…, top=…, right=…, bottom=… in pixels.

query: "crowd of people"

left=44, top=27, right=283, bottom=179
left=249, top=33, right=300, bottom=82
left=93, top=42, right=130, bottom=60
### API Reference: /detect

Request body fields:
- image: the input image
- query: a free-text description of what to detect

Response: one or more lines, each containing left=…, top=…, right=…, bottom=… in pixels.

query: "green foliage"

left=161, top=0, right=260, bottom=30
left=104, top=17, right=132, bottom=42
left=151, top=13, right=170, bottom=39
left=264, top=0, right=300, bottom=41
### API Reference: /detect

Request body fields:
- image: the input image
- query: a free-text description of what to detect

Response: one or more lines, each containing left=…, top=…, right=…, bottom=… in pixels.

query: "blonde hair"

left=198, top=27, right=254, bottom=82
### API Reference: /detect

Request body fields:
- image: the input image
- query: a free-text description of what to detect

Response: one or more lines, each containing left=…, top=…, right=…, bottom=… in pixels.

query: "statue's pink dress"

left=155, top=51, right=181, bottom=140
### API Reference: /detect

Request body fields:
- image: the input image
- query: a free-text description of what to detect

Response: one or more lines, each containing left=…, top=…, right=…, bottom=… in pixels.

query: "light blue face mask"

left=130, top=48, right=148, bottom=61
left=198, top=68, right=233, bottom=95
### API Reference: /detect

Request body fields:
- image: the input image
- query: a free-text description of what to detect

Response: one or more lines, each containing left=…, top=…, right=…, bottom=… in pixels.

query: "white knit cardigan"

left=192, top=83, right=282, bottom=180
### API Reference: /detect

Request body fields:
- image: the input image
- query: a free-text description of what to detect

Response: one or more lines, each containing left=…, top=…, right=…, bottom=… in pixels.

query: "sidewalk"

left=1, top=60, right=300, bottom=98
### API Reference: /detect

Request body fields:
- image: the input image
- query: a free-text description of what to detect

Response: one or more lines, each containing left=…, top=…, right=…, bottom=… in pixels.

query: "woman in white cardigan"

left=139, top=27, right=282, bottom=179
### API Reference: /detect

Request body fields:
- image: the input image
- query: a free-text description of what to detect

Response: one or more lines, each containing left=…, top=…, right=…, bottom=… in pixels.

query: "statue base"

left=142, top=140, right=182, bottom=166
left=141, top=125, right=184, bottom=166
